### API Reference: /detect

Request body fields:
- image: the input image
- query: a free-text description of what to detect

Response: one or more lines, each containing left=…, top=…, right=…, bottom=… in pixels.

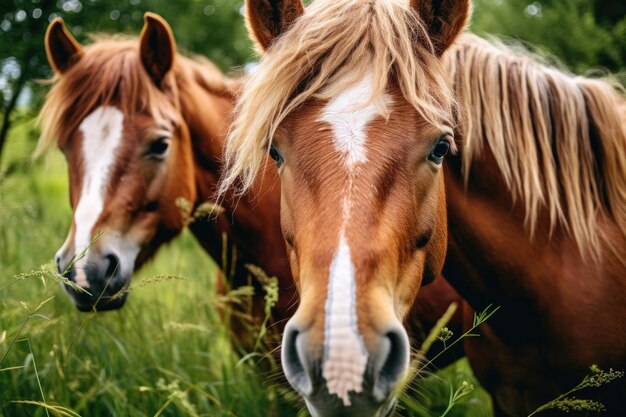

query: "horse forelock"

left=36, top=36, right=234, bottom=156
left=448, top=33, right=626, bottom=257
left=219, top=0, right=457, bottom=198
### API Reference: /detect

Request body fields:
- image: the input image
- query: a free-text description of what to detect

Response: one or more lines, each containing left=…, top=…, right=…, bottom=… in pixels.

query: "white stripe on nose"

left=323, top=232, right=368, bottom=406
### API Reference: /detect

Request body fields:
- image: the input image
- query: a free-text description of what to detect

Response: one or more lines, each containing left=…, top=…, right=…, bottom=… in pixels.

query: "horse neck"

left=443, top=44, right=626, bottom=328
left=175, top=67, right=279, bottom=225
left=174, top=65, right=233, bottom=205
left=174, top=64, right=291, bottom=305
left=443, top=147, right=556, bottom=308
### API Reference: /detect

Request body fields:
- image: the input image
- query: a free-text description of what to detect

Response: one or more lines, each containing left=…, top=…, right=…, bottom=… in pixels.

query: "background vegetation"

left=1, top=0, right=625, bottom=416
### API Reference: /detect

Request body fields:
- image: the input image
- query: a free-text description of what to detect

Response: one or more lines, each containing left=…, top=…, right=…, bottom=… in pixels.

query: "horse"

left=220, top=0, right=470, bottom=415
left=223, top=0, right=626, bottom=415
left=38, top=13, right=464, bottom=358
left=442, top=33, right=626, bottom=415
left=38, top=14, right=293, bottom=322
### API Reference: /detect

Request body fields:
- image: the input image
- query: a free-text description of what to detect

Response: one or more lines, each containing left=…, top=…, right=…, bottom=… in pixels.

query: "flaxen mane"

left=446, top=34, right=626, bottom=255
left=219, top=0, right=456, bottom=196
left=37, top=35, right=235, bottom=154
left=220, top=0, right=625, bottom=256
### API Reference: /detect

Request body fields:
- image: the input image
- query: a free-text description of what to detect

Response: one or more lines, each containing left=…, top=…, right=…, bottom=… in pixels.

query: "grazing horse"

left=38, top=14, right=463, bottom=358
left=220, top=0, right=469, bottom=415
left=442, top=34, right=626, bottom=415
left=38, top=14, right=292, bottom=318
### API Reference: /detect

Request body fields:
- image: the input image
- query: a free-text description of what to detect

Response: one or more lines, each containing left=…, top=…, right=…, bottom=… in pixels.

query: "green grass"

left=0, top=119, right=494, bottom=417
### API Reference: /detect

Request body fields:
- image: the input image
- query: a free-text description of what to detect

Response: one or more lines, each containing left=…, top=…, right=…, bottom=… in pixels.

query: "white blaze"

left=321, top=72, right=387, bottom=168
left=320, top=72, right=390, bottom=406
left=71, top=106, right=124, bottom=288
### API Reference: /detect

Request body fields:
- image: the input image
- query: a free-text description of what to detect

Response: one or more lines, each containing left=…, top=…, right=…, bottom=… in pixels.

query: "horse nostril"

left=281, top=322, right=313, bottom=396
left=103, top=253, right=121, bottom=280
left=55, top=255, right=62, bottom=274
left=373, top=325, right=411, bottom=401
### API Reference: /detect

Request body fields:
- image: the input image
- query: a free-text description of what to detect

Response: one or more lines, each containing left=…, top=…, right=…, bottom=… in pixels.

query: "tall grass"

left=0, top=119, right=493, bottom=416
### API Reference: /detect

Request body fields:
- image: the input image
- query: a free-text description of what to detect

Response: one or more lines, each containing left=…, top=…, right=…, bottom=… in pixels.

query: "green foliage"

left=528, top=366, right=625, bottom=416
left=393, top=303, right=497, bottom=417
left=437, top=327, right=454, bottom=350
left=0, top=120, right=70, bottom=273
left=472, top=0, right=626, bottom=73
left=0, top=267, right=302, bottom=416
left=1, top=0, right=251, bottom=78
left=440, top=381, right=476, bottom=417
left=243, top=264, right=279, bottom=352
left=400, top=360, right=493, bottom=417
left=0, top=189, right=298, bottom=416
left=176, top=197, right=224, bottom=228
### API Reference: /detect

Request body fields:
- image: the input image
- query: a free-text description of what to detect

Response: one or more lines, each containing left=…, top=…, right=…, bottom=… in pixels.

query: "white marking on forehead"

left=72, top=106, right=124, bottom=288
left=320, top=71, right=390, bottom=167
left=321, top=70, right=390, bottom=405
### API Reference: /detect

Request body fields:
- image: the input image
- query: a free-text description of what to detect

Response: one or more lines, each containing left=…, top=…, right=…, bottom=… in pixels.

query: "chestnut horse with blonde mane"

left=38, top=13, right=463, bottom=356
left=221, top=0, right=626, bottom=416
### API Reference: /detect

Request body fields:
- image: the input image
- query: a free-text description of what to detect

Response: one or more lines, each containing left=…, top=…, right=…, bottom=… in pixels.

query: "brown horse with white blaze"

left=220, top=0, right=469, bottom=415
left=39, top=14, right=293, bottom=315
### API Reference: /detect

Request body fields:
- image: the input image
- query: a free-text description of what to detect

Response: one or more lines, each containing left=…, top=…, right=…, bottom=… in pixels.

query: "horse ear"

left=139, top=12, right=176, bottom=85
left=245, top=0, right=305, bottom=52
left=45, top=18, right=82, bottom=74
left=410, top=0, right=471, bottom=56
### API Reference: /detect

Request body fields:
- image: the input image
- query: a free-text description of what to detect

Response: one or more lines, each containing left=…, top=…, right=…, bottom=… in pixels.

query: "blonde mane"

left=447, top=34, right=626, bottom=255
left=220, top=0, right=626, bottom=256
left=219, top=0, right=455, bottom=196
left=37, top=35, right=234, bottom=154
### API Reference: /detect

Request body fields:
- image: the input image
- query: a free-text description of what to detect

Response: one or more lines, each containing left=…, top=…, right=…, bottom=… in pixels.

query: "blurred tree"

left=0, top=0, right=55, bottom=166
left=0, top=0, right=251, bottom=166
left=472, top=0, right=626, bottom=73
left=592, top=0, right=626, bottom=72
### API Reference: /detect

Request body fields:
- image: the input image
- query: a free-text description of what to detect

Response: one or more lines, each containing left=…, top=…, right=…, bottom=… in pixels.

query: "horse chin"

left=303, top=390, right=398, bottom=417
left=73, top=292, right=129, bottom=312
left=63, top=277, right=131, bottom=312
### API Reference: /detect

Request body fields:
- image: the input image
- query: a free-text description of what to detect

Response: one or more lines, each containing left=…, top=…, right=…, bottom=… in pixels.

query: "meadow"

left=0, top=119, right=493, bottom=416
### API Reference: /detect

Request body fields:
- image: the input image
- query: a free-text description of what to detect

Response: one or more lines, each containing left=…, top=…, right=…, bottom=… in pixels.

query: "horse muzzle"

left=281, top=319, right=410, bottom=417
left=57, top=252, right=130, bottom=312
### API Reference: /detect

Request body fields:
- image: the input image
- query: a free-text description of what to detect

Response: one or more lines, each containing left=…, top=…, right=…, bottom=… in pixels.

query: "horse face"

left=234, top=0, right=470, bottom=414
left=54, top=107, right=193, bottom=311
left=275, top=80, right=450, bottom=415
left=46, top=15, right=195, bottom=311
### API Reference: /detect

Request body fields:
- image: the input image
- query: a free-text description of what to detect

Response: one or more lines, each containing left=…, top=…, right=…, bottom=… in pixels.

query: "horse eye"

left=428, top=138, right=451, bottom=164
left=148, top=137, right=170, bottom=158
left=269, top=144, right=284, bottom=167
